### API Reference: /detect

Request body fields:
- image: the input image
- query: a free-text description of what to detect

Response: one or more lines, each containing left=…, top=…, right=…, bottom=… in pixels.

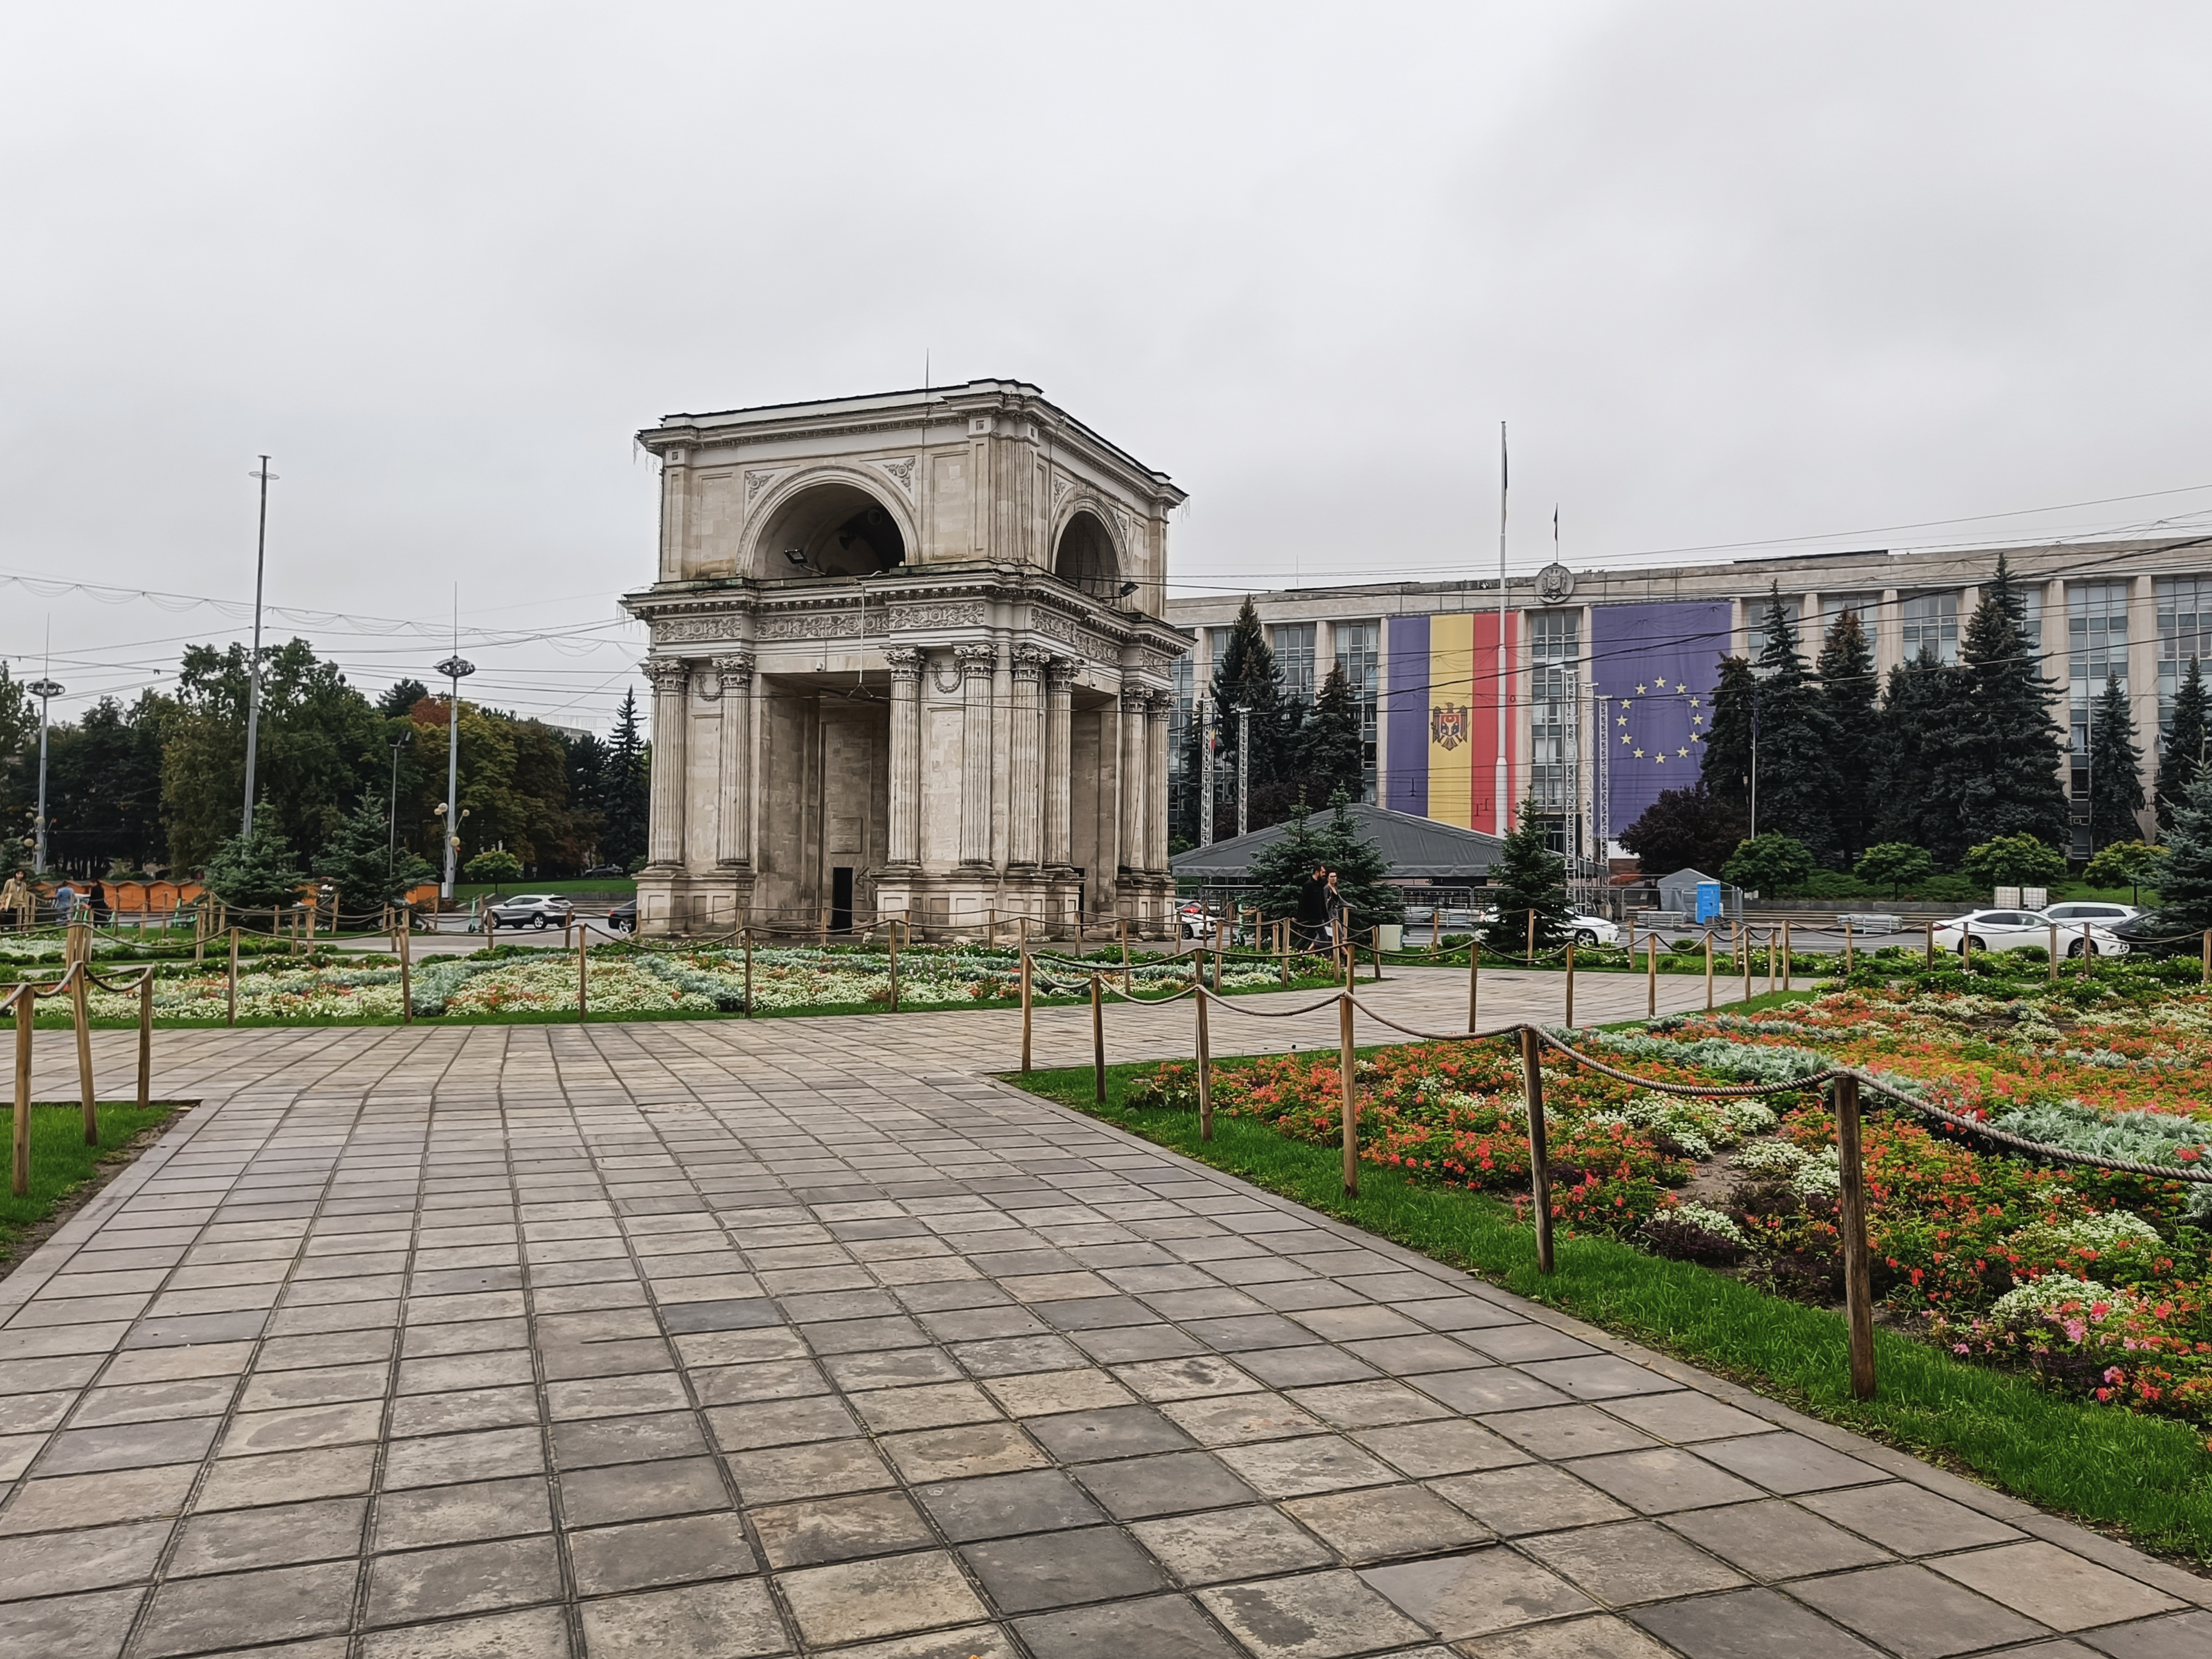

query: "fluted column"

left=1008, top=647, right=1046, bottom=867
left=1117, top=682, right=1147, bottom=874
left=710, top=653, right=755, bottom=867
left=885, top=647, right=924, bottom=867
left=957, top=644, right=997, bottom=866
left=646, top=658, right=691, bottom=867
left=1146, top=690, right=1172, bottom=872
left=1043, top=658, right=1075, bottom=867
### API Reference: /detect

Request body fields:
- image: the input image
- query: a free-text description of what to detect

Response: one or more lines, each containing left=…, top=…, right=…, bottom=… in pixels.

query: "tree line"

left=0, top=640, right=650, bottom=885
left=1622, top=554, right=2190, bottom=896
left=1172, top=596, right=1367, bottom=847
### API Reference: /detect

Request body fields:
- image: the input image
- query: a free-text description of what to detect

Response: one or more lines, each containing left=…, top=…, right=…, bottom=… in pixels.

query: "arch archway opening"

left=1053, top=512, right=1122, bottom=603
left=756, top=481, right=907, bottom=579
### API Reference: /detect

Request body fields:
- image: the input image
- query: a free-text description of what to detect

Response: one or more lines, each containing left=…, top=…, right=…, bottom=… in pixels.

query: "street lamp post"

left=242, top=456, right=276, bottom=836
left=433, top=656, right=475, bottom=899
left=26, top=678, right=61, bottom=876
left=387, top=732, right=412, bottom=899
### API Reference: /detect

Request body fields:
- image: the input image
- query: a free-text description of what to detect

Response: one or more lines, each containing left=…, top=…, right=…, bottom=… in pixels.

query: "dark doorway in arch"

left=1053, top=513, right=1122, bottom=603
left=756, top=481, right=908, bottom=578
left=831, top=867, right=854, bottom=936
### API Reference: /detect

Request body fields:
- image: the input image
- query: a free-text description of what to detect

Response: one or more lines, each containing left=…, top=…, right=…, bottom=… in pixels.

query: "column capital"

left=711, top=651, right=756, bottom=688
left=646, top=658, right=691, bottom=695
left=1120, top=683, right=1149, bottom=714
left=1011, top=644, right=1049, bottom=682
left=955, top=643, right=998, bottom=679
left=1144, top=688, right=1173, bottom=715
left=1045, top=656, right=1080, bottom=693
left=885, top=646, right=925, bottom=682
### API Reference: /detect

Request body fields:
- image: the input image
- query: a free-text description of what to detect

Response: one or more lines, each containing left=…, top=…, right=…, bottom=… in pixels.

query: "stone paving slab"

left=0, top=968, right=2202, bottom=1656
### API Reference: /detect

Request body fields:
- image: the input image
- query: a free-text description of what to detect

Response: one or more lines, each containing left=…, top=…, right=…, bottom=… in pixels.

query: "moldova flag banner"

left=1384, top=610, right=1518, bottom=834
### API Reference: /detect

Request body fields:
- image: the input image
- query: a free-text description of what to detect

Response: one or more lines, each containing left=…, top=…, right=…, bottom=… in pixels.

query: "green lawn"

left=4, top=1102, right=179, bottom=1267
left=1007, top=1054, right=2212, bottom=1564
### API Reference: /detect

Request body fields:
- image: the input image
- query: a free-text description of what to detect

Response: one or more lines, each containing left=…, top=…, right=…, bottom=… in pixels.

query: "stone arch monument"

left=621, top=380, right=1189, bottom=938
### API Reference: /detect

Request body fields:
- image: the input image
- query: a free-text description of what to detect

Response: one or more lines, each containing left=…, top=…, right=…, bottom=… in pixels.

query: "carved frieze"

left=1031, top=606, right=1116, bottom=666
left=757, top=611, right=864, bottom=641
left=885, top=601, right=986, bottom=632
left=875, top=456, right=916, bottom=495
left=655, top=616, right=743, bottom=645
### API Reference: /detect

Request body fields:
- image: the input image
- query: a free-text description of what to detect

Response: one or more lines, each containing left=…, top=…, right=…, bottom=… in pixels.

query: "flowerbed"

left=54, top=943, right=1290, bottom=1022
left=1125, top=967, right=2212, bottom=1428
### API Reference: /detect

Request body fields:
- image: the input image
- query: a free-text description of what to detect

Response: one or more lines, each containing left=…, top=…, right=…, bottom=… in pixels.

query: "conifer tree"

left=602, top=689, right=650, bottom=871
left=2086, top=674, right=2144, bottom=851
left=2159, top=764, right=2212, bottom=932
left=1481, top=798, right=1571, bottom=955
left=2157, top=656, right=2209, bottom=837
left=1816, top=607, right=1879, bottom=864
left=1699, top=655, right=1758, bottom=822
left=1212, top=597, right=1292, bottom=814
left=1956, top=553, right=2068, bottom=848
left=1744, top=586, right=1839, bottom=862
left=310, top=796, right=436, bottom=906
left=203, top=802, right=307, bottom=913
left=1295, top=663, right=1366, bottom=809
left=1316, top=791, right=1399, bottom=929
left=1872, top=651, right=1974, bottom=867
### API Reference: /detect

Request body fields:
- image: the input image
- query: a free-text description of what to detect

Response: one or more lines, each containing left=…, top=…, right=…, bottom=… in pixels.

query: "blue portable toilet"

left=1695, top=881, right=1723, bottom=923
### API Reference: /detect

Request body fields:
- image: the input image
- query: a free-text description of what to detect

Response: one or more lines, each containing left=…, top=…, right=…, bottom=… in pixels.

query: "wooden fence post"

left=1703, top=930, right=1714, bottom=1011
left=1742, top=927, right=1753, bottom=1003
left=1520, top=1026, right=1554, bottom=1274
left=1196, top=988, right=1213, bottom=1142
left=1646, top=935, right=1658, bottom=1019
left=71, top=964, right=95, bottom=1144
left=2202, top=929, right=2210, bottom=989
left=1019, top=946, right=1033, bottom=1074
left=1467, top=933, right=1479, bottom=1035
left=399, top=912, right=413, bottom=1027
left=227, top=927, right=240, bottom=1027
left=744, top=929, right=754, bottom=1016
left=12, top=986, right=31, bottom=1197
left=1834, top=1072, right=1877, bottom=1401
left=1781, top=921, right=1792, bottom=994
left=1279, top=920, right=1288, bottom=988
left=890, top=919, right=903, bottom=1013
left=136, top=970, right=153, bottom=1110
left=2081, top=921, right=2093, bottom=978
left=1767, top=930, right=1777, bottom=996
left=1924, top=919, right=1936, bottom=968
left=1843, top=917, right=1854, bottom=974
left=1563, top=941, right=1575, bottom=1030
left=1090, top=974, right=1105, bottom=1104
left=1337, top=990, right=1358, bottom=1196
left=1524, top=908, right=1535, bottom=966
left=578, top=930, right=588, bottom=1022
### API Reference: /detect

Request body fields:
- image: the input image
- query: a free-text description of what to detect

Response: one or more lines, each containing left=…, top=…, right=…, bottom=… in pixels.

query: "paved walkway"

left=1, top=971, right=2203, bottom=1658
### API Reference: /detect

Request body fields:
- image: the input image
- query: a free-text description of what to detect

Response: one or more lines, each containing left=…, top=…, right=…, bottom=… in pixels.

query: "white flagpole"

left=1495, top=423, right=1510, bottom=835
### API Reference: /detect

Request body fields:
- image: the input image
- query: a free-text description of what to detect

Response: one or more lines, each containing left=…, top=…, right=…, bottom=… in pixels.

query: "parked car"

left=1177, top=901, right=1220, bottom=941
left=581, top=864, right=628, bottom=880
left=1568, top=913, right=1620, bottom=947
left=2041, top=900, right=2141, bottom=926
left=606, top=898, right=637, bottom=933
left=1931, top=909, right=2128, bottom=957
left=484, top=893, right=575, bottom=930
left=2106, top=908, right=2198, bottom=959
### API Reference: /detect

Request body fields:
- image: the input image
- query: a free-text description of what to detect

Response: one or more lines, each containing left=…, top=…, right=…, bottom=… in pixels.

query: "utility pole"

left=242, top=456, right=276, bottom=836
left=1199, top=696, right=1215, bottom=847
left=26, top=677, right=61, bottom=875
left=1235, top=705, right=1251, bottom=838
left=433, top=655, right=475, bottom=899
left=388, top=732, right=411, bottom=897
left=1494, top=424, right=1514, bottom=837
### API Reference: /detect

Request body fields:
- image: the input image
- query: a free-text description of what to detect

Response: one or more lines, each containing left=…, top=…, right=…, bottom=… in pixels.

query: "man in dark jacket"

left=1295, top=863, right=1330, bottom=951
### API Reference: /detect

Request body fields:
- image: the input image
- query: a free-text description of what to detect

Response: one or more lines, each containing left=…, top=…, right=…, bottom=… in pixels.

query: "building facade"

left=1167, top=538, right=2212, bottom=862
left=622, top=382, right=1188, bottom=938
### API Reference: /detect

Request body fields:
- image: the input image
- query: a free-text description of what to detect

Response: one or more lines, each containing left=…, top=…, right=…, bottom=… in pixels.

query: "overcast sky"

left=5, top=3, right=2210, bottom=730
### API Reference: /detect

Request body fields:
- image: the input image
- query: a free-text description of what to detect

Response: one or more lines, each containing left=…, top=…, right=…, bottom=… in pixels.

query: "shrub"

left=464, top=849, right=524, bottom=884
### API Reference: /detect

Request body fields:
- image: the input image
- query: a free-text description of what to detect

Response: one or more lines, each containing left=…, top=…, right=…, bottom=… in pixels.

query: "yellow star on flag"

left=1654, top=753, right=1666, bottom=763
left=1633, top=748, right=1645, bottom=759
left=1620, top=733, right=1632, bottom=744
left=1678, top=747, right=1689, bottom=757
left=1635, top=683, right=1648, bottom=695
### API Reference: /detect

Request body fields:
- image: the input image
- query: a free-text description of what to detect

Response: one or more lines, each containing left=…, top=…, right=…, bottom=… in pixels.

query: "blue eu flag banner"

left=1590, top=602, right=1734, bottom=840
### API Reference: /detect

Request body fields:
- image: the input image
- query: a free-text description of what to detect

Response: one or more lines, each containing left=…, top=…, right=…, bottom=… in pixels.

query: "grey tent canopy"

left=1170, top=804, right=1506, bottom=883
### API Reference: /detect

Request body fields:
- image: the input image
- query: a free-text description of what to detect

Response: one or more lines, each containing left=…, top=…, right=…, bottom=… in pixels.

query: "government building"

left=1164, top=538, right=2212, bottom=865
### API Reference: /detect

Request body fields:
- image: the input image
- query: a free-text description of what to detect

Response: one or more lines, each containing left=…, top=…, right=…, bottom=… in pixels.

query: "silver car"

left=1932, top=908, right=2128, bottom=958
left=485, top=893, right=575, bottom=930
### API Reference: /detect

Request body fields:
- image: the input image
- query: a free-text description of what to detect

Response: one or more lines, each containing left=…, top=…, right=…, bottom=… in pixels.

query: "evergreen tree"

left=379, top=679, right=429, bottom=718
left=1619, top=783, right=1743, bottom=876
left=1481, top=798, right=1571, bottom=955
left=310, top=796, right=436, bottom=907
left=565, top=730, right=610, bottom=861
left=1816, top=606, right=1880, bottom=864
left=1294, top=663, right=1366, bottom=810
left=2157, top=656, right=2208, bottom=836
left=1211, top=597, right=1294, bottom=824
left=203, top=803, right=307, bottom=912
left=2086, top=674, right=2144, bottom=851
left=1244, top=801, right=1332, bottom=924
left=2159, top=765, right=2212, bottom=932
left=1872, top=652, right=1974, bottom=867
left=1699, top=655, right=1758, bottom=822
left=1314, top=790, right=1398, bottom=930
left=1745, top=585, right=1839, bottom=861
left=1955, top=553, right=2068, bottom=849
left=602, top=689, right=650, bottom=870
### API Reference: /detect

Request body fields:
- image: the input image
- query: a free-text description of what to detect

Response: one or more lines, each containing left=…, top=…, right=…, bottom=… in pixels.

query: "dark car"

left=2107, top=908, right=2202, bottom=961
left=581, top=864, right=627, bottom=879
left=606, top=899, right=637, bottom=933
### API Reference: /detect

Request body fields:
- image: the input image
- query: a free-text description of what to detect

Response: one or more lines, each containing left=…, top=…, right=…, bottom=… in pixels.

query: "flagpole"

left=1495, top=423, right=1510, bottom=836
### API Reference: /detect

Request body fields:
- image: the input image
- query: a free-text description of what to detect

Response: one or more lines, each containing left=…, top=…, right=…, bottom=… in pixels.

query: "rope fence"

left=7, top=923, right=156, bottom=1199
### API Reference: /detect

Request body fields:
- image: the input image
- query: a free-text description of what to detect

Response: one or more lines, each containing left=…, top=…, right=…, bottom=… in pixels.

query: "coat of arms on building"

left=1431, top=703, right=1470, bottom=750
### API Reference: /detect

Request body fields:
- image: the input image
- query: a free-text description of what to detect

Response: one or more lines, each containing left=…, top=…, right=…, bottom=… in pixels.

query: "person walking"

left=0, top=869, right=29, bottom=928
left=1324, top=869, right=1346, bottom=951
left=1295, top=861, right=1331, bottom=953
left=52, top=878, right=76, bottom=924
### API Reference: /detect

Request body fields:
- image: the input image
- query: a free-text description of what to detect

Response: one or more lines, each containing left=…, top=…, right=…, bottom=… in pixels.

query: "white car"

left=2041, top=900, right=2141, bottom=926
left=1177, top=902, right=1222, bottom=942
left=1569, top=914, right=1620, bottom=947
left=1932, top=909, right=2128, bottom=958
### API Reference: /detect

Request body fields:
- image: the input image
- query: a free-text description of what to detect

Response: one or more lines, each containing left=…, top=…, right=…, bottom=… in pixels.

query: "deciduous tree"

left=1619, top=783, right=1743, bottom=877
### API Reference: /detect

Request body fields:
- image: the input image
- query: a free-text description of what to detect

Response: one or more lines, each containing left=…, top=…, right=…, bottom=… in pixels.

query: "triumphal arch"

left=620, top=381, right=1189, bottom=938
